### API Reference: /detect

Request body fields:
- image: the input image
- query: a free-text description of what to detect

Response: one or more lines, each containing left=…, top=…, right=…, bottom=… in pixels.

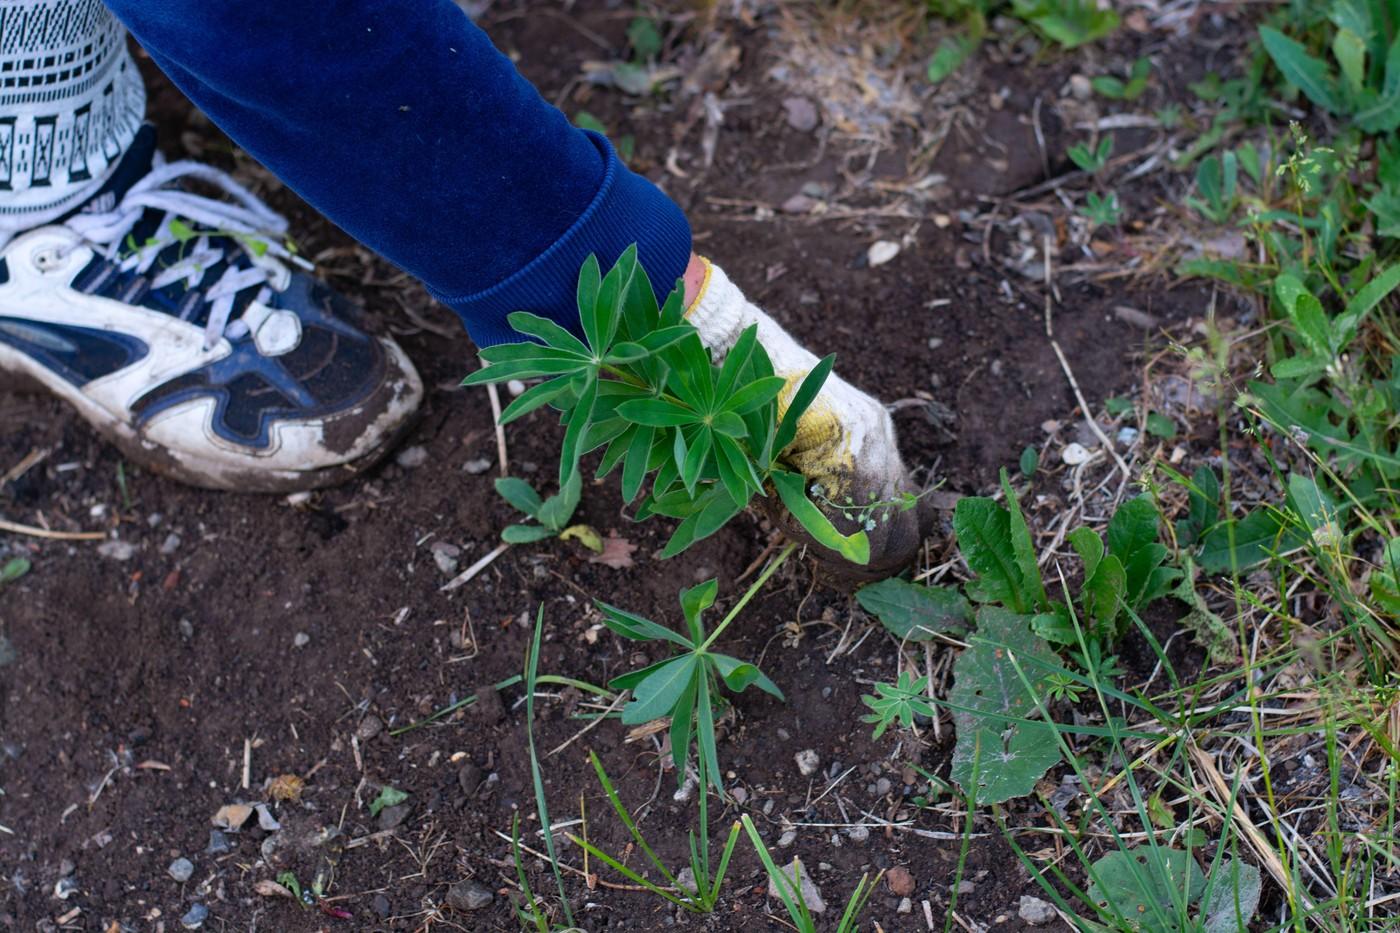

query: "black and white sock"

left=0, top=0, right=144, bottom=232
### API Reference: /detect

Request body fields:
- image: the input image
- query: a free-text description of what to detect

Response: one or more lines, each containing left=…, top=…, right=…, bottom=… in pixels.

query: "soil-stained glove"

left=685, top=258, right=930, bottom=578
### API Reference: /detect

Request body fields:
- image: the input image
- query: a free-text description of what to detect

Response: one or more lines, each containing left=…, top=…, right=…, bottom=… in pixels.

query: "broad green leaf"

left=559, top=524, right=603, bottom=552
left=1067, top=526, right=1104, bottom=579
left=1082, top=553, right=1127, bottom=629
left=949, top=608, right=1061, bottom=803
left=709, top=410, right=747, bottom=438
left=609, top=654, right=680, bottom=692
left=855, top=578, right=972, bottom=640
left=1287, top=472, right=1340, bottom=544
left=1274, top=274, right=1333, bottom=357
left=714, top=433, right=760, bottom=506
left=621, top=655, right=699, bottom=724
left=668, top=676, right=697, bottom=774
left=1086, top=848, right=1205, bottom=931
left=0, top=557, right=30, bottom=585
left=1260, top=26, right=1345, bottom=114
left=595, top=602, right=694, bottom=649
left=1108, top=495, right=1160, bottom=563
left=501, top=523, right=556, bottom=544
left=620, top=425, right=654, bottom=503
left=714, top=325, right=758, bottom=403
left=771, top=470, right=870, bottom=565
left=680, top=426, right=713, bottom=495
left=537, top=469, right=582, bottom=531
left=952, top=497, right=1024, bottom=611
left=1336, top=263, right=1400, bottom=344
left=927, top=34, right=976, bottom=83
left=1197, top=508, right=1290, bottom=573
left=1019, top=445, right=1039, bottom=476
left=495, top=477, right=543, bottom=517
left=712, top=654, right=784, bottom=700
left=1200, top=859, right=1262, bottom=932
left=559, top=371, right=598, bottom=486
left=576, top=254, right=601, bottom=334
left=1332, top=27, right=1367, bottom=94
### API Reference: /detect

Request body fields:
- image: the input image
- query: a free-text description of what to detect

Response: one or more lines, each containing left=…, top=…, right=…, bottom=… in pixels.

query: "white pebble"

left=293, top=632, right=310, bottom=648
left=1061, top=442, right=1092, bottom=466
left=795, top=749, right=820, bottom=777
left=867, top=240, right=901, bottom=267
left=506, top=379, right=526, bottom=397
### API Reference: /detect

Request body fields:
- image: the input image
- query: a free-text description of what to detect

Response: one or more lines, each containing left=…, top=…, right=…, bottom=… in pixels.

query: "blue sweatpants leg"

left=100, top=0, right=692, bottom=347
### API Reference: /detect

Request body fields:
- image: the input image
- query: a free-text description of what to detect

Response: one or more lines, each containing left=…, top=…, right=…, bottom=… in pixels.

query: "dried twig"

left=1050, top=340, right=1132, bottom=482
left=441, top=543, right=509, bottom=592
left=486, top=383, right=508, bottom=477
left=0, top=516, right=105, bottom=541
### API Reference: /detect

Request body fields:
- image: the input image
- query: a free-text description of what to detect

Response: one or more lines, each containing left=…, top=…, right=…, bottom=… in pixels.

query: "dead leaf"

left=211, top=803, right=254, bottom=831
left=267, top=773, right=305, bottom=803
left=560, top=524, right=604, bottom=553
left=254, top=879, right=295, bottom=899
left=588, top=534, right=637, bottom=569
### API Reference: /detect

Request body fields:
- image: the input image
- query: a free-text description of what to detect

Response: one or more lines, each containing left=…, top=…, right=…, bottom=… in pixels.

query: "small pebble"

left=168, top=858, right=194, bottom=883
left=292, top=632, right=310, bottom=649
left=886, top=866, right=916, bottom=897
left=1061, top=442, right=1092, bottom=466
left=463, top=458, right=492, bottom=475
left=446, top=880, right=494, bottom=911
left=897, top=897, right=913, bottom=914
left=867, top=240, right=901, bottom=267
left=377, top=802, right=412, bottom=832
left=356, top=715, right=384, bottom=742
left=205, top=830, right=231, bottom=856
left=506, top=379, right=526, bottom=396
left=1116, top=426, right=1139, bottom=446
left=675, top=867, right=698, bottom=894
left=457, top=762, right=482, bottom=795
left=782, top=96, right=819, bottom=132
left=180, top=904, right=208, bottom=929
left=875, top=777, right=892, bottom=797
left=395, top=446, right=428, bottom=469
left=160, top=533, right=182, bottom=555
left=1019, top=895, right=1056, bottom=926
left=847, top=825, right=870, bottom=844
left=53, top=877, right=78, bottom=900
left=373, top=894, right=392, bottom=918
left=778, top=829, right=797, bottom=848
left=97, top=540, right=137, bottom=561
left=794, top=749, right=820, bottom=777
left=731, top=786, right=748, bottom=804
left=767, top=858, right=825, bottom=913
left=1069, top=74, right=1092, bottom=100
left=430, top=542, right=461, bottom=576
left=956, top=879, right=976, bottom=895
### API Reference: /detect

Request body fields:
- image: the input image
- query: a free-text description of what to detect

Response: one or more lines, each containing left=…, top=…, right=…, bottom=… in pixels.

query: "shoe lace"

left=62, top=160, right=312, bottom=351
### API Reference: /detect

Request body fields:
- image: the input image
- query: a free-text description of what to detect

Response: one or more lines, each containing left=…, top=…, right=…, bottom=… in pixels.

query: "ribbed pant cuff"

left=436, top=131, right=692, bottom=348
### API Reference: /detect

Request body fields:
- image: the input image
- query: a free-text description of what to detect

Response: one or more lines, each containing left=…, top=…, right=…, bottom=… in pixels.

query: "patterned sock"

left=0, top=0, right=145, bottom=232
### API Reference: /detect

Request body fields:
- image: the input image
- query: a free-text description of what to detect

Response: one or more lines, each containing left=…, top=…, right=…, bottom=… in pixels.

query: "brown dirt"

left=1, top=4, right=1228, bottom=932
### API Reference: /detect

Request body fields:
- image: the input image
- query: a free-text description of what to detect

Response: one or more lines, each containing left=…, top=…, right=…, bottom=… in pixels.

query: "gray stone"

left=373, top=893, right=392, bottom=918
left=395, top=446, right=428, bottom=468
left=794, top=749, right=820, bottom=777
left=446, top=880, right=494, bottom=911
left=180, top=904, right=208, bottom=929
left=767, top=858, right=825, bottom=914
left=167, top=858, right=194, bottom=883
left=846, top=825, right=870, bottom=844
left=377, top=802, right=412, bottom=832
left=463, top=457, right=492, bottom=475
left=457, top=762, right=482, bottom=795
left=292, top=632, right=310, bottom=648
left=205, top=830, right=231, bottom=856
left=675, top=867, right=698, bottom=894
left=874, top=777, right=892, bottom=797
left=355, top=715, right=383, bottom=742
left=782, top=96, right=819, bottom=132
left=1019, top=895, right=1057, bottom=925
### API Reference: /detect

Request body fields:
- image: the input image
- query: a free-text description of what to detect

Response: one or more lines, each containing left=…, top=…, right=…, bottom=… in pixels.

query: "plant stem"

left=699, top=542, right=797, bottom=652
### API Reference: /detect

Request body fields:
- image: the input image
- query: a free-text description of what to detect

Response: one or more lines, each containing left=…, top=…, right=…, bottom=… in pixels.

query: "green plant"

left=463, top=246, right=870, bottom=563
left=494, top=474, right=583, bottom=544
left=861, top=669, right=937, bottom=739
left=596, top=552, right=792, bottom=795
left=0, top=557, right=29, bottom=586
left=367, top=785, right=408, bottom=818
left=568, top=751, right=739, bottom=914
left=1093, top=57, right=1151, bottom=101
left=1085, top=847, right=1262, bottom=931
left=922, top=0, right=1117, bottom=85
left=1080, top=190, right=1122, bottom=228
left=1185, top=151, right=1239, bottom=224
left=740, top=815, right=879, bottom=933
left=1069, top=136, right=1114, bottom=174
left=523, top=605, right=576, bottom=930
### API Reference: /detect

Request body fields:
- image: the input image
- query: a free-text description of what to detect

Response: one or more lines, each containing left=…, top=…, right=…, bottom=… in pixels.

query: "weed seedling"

left=741, top=814, right=879, bottom=933
left=1068, top=135, right=1114, bottom=174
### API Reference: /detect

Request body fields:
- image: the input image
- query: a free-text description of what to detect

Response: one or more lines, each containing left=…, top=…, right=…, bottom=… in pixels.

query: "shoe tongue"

left=82, top=124, right=158, bottom=211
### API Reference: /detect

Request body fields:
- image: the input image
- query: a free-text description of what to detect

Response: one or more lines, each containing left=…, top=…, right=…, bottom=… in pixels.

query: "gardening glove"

left=685, top=258, right=931, bottom=580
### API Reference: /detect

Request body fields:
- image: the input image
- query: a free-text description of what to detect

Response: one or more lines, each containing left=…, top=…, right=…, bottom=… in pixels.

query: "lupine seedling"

left=1069, top=136, right=1114, bottom=174
left=493, top=473, right=582, bottom=544
left=463, top=245, right=870, bottom=563
left=597, top=558, right=791, bottom=795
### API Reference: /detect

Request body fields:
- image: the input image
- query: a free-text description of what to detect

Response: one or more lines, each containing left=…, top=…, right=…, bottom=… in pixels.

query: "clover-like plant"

left=463, top=246, right=869, bottom=563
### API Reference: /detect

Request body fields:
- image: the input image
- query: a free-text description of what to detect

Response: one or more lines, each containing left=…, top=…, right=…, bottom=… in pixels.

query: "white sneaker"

left=0, top=127, right=423, bottom=493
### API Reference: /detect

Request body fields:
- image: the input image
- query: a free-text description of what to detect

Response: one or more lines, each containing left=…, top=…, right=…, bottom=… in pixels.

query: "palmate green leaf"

left=609, top=654, right=678, bottom=692
left=714, top=325, right=759, bottom=402
left=952, top=497, right=1025, bottom=612
left=462, top=350, right=589, bottom=386
left=595, top=422, right=638, bottom=479
left=577, top=254, right=602, bottom=331
left=495, top=477, right=543, bottom=517
left=724, top=376, right=788, bottom=416
left=713, top=433, right=763, bottom=506
left=620, top=425, right=654, bottom=503
left=1260, top=26, right=1345, bottom=114
left=659, top=485, right=746, bottom=558
left=949, top=607, right=1060, bottom=803
left=621, top=655, right=700, bottom=724
left=770, top=470, right=870, bottom=564
left=861, top=670, right=936, bottom=739
left=586, top=245, right=633, bottom=354
left=855, top=577, right=971, bottom=640
left=595, top=601, right=695, bottom=649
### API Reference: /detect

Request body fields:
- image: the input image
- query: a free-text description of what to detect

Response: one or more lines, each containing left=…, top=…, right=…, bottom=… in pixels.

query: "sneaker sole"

left=0, top=340, right=423, bottom=494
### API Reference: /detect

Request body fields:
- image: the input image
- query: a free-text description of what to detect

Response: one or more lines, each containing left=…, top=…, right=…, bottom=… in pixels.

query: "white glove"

left=685, top=258, right=927, bottom=575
